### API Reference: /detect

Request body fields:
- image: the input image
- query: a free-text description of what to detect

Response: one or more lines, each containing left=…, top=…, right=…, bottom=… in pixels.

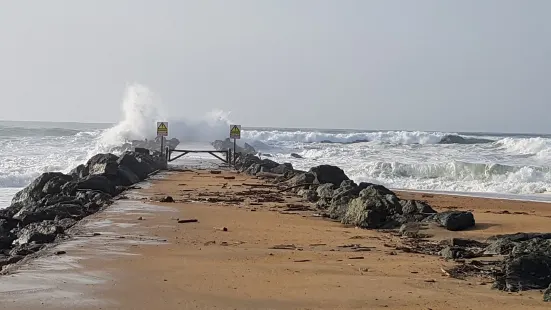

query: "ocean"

left=2, top=85, right=551, bottom=209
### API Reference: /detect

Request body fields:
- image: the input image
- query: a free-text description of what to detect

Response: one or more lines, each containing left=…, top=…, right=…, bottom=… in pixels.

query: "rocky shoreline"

left=0, top=147, right=167, bottom=273
left=233, top=153, right=551, bottom=301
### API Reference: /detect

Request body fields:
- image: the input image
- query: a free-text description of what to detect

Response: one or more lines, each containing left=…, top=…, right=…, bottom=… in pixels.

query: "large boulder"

left=327, top=181, right=371, bottom=219
left=259, top=159, right=280, bottom=172
left=117, top=165, right=141, bottom=186
left=235, top=153, right=262, bottom=171
left=315, top=183, right=335, bottom=208
left=76, top=175, right=116, bottom=196
left=430, top=211, right=475, bottom=231
left=13, top=221, right=64, bottom=246
left=10, top=172, right=73, bottom=213
left=341, top=186, right=403, bottom=229
left=271, top=163, right=294, bottom=175
left=69, top=164, right=88, bottom=180
left=484, top=233, right=551, bottom=255
left=309, top=165, right=350, bottom=186
left=87, top=153, right=119, bottom=176
left=398, top=200, right=437, bottom=223
left=284, top=172, right=315, bottom=190
left=117, top=152, right=153, bottom=180
left=494, top=249, right=551, bottom=292
left=13, top=202, right=87, bottom=225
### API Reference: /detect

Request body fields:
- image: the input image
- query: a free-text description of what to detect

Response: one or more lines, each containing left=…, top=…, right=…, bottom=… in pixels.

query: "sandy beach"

left=1, top=168, right=551, bottom=309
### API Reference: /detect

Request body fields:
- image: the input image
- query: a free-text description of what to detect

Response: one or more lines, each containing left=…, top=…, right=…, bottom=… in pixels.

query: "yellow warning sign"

left=157, top=122, right=168, bottom=137
left=230, top=124, right=241, bottom=139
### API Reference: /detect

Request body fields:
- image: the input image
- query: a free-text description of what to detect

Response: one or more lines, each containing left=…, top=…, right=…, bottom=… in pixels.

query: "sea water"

left=2, top=84, right=551, bottom=209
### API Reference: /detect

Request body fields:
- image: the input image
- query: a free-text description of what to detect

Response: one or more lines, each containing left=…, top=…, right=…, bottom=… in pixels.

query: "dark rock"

left=316, top=184, right=335, bottom=199
left=271, top=163, right=294, bottom=175
left=341, top=186, right=403, bottom=229
left=431, top=211, right=475, bottom=231
left=511, top=238, right=551, bottom=256
left=485, top=233, right=551, bottom=255
left=0, top=255, right=24, bottom=269
left=400, top=200, right=437, bottom=215
left=69, top=164, right=89, bottom=180
left=9, top=243, right=43, bottom=256
left=259, top=159, right=279, bottom=170
left=76, top=175, right=116, bottom=196
left=488, top=232, right=551, bottom=243
left=117, top=165, right=140, bottom=186
left=235, top=153, right=262, bottom=171
left=245, top=163, right=261, bottom=175
left=13, top=203, right=87, bottom=225
left=450, top=238, right=487, bottom=248
left=314, top=184, right=335, bottom=209
left=14, top=221, right=64, bottom=246
left=285, top=172, right=315, bottom=190
left=440, top=246, right=478, bottom=260
left=297, top=189, right=318, bottom=202
left=134, top=147, right=150, bottom=155
left=327, top=181, right=368, bottom=219
left=10, top=172, right=73, bottom=214
left=290, top=153, right=303, bottom=159
left=309, top=165, right=350, bottom=186
left=494, top=251, right=551, bottom=292
left=117, top=152, right=153, bottom=180
left=86, top=153, right=119, bottom=176
left=42, top=175, right=73, bottom=195
left=55, top=218, right=78, bottom=230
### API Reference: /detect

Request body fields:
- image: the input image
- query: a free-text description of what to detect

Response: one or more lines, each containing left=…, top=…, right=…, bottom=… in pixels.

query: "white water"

left=2, top=83, right=551, bottom=209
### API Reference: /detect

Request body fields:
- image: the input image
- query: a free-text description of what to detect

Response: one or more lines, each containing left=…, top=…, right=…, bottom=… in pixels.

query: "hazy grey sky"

left=0, top=0, right=550, bottom=132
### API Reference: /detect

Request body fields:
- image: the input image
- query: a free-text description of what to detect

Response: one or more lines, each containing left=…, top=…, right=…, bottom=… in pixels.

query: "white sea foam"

left=242, top=130, right=448, bottom=145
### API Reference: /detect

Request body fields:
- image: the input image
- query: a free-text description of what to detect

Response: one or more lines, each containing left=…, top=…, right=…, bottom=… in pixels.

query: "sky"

left=0, top=0, right=550, bottom=133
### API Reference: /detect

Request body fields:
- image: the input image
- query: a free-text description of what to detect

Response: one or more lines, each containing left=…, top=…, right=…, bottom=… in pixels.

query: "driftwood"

left=277, top=183, right=315, bottom=193
left=178, top=219, right=198, bottom=224
left=242, top=183, right=277, bottom=188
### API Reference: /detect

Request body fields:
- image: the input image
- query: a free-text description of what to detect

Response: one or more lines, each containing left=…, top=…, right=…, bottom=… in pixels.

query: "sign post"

left=229, top=124, right=241, bottom=166
left=157, top=122, right=169, bottom=159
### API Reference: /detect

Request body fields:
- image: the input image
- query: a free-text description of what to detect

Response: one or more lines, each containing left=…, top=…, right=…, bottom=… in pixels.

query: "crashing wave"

left=242, top=130, right=447, bottom=145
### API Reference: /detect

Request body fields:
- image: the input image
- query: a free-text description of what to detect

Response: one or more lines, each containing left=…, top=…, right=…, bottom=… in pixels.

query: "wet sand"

left=2, top=169, right=551, bottom=309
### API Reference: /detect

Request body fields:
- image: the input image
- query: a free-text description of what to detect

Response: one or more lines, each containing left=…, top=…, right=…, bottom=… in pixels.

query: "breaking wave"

left=96, top=84, right=233, bottom=151
left=242, top=130, right=498, bottom=145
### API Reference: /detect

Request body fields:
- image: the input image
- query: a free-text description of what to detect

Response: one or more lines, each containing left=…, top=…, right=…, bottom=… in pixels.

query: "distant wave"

left=0, top=126, right=85, bottom=137
left=243, top=130, right=447, bottom=145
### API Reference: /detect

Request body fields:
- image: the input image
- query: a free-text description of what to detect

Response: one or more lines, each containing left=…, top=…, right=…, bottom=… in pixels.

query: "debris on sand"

left=177, top=219, right=198, bottom=224
left=159, top=196, right=175, bottom=203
